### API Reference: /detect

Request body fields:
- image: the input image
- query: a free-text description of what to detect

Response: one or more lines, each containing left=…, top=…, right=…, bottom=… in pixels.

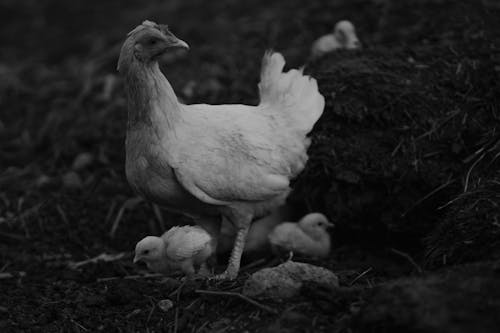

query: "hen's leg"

left=214, top=225, right=250, bottom=280
left=214, top=208, right=252, bottom=280
left=198, top=263, right=211, bottom=276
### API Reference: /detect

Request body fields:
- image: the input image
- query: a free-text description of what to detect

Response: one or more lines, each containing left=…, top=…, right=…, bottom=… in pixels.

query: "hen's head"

left=298, top=213, right=334, bottom=240
left=333, top=20, right=361, bottom=50
left=117, top=20, right=189, bottom=72
left=133, top=236, right=164, bottom=265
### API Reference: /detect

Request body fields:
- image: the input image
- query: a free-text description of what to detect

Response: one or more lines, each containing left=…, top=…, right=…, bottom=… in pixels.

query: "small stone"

left=72, top=152, right=94, bottom=171
left=62, top=171, right=83, bottom=190
left=157, top=299, right=174, bottom=312
left=243, top=261, right=339, bottom=300
left=35, top=174, right=52, bottom=188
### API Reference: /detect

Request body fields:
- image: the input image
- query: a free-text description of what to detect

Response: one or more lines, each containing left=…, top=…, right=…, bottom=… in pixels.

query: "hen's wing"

left=173, top=146, right=291, bottom=205
left=169, top=53, right=324, bottom=206
left=162, top=226, right=211, bottom=261
left=171, top=112, right=300, bottom=204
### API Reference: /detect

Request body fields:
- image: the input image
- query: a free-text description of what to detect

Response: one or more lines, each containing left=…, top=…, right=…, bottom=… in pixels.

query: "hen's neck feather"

left=123, top=60, right=182, bottom=131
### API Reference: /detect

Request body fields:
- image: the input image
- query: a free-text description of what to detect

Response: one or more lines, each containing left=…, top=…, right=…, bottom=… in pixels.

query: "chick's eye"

left=149, top=39, right=158, bottom=45
left=143, top=250, right=150, bottom=255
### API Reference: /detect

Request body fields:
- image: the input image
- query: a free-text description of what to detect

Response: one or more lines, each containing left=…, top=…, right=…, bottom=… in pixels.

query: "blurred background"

left=0, top=0, right=392, bottom=257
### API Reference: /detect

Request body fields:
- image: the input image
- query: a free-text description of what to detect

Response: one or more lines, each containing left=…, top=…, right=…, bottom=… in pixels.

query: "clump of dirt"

left=290, top=0, right=500, bottom=247
left=351, top=261, right=500, bottom=333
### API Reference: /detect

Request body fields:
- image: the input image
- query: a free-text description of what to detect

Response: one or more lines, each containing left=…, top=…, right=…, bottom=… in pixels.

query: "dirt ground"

left=1, top=0, right=500, bottom=332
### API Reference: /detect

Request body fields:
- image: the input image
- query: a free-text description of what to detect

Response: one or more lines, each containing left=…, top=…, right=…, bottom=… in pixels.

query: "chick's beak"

left=326, top=222, right=335, bottom=229
left=133, top=255, right=141, bottom=264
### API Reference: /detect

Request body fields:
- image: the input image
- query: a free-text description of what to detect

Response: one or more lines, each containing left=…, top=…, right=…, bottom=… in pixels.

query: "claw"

left=212, top=216, right=251, bottom=281
left=212, top=269, right=238, bottom=281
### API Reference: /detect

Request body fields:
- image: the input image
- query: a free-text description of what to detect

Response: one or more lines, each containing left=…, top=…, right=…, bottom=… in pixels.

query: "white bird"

left=310, top=20, right=361, bottom=59
left=268, top=213, right=334, bottom=258
left=133, top=225, right=214, bottom=276
left=118, top=21, right=324, bottom=280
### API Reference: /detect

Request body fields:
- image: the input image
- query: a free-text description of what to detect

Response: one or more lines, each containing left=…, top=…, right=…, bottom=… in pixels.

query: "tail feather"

left=258, top=51, right=325, bottom=134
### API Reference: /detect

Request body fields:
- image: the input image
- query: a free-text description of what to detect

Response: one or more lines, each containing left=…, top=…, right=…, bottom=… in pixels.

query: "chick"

left=268, top=213, right=334, bottom=258
left=134, top=225, right=214, bottom=276
left=310, top=20, right=361, bottom=59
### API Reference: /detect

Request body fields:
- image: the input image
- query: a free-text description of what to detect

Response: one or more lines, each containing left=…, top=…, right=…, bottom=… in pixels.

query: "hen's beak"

left=172, top=39, right=189, bottom=50
left=166, top=37, right=189, bottom=50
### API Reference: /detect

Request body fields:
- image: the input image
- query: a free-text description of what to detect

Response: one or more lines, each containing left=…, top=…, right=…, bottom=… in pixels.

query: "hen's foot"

left=211, top=268, right=238, bottom=281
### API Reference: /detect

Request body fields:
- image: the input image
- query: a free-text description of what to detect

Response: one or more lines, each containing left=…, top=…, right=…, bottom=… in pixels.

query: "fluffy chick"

left=134, top=225, right=214, bottom=276
left=310, top=20, right=361, bottom=59
left=268, top=213, right=334, bottom=258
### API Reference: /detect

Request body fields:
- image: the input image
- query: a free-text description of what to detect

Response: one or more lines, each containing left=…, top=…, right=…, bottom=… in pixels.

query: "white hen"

left=268, top=213, right=334, bottom=258
left=134, top=225, right=214, bottom=276
left=118, top=21, right=325, bottom=280
left=311, top=20, right=361, bottom=59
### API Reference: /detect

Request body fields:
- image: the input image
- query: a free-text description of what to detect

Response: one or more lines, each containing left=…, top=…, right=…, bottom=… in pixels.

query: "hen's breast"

left=125, top=130, right=218, bottom=217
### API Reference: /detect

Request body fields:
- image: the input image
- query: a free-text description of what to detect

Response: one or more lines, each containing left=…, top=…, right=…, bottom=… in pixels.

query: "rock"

left=62, top=171, right=83, bottom=190
left=35, top=174, right=53, bottom=188
left=243, top=261, right=339, bottom=300
left=72, top=152, right=94, bottom=171
left=157, top=299, right=173, bottom=312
